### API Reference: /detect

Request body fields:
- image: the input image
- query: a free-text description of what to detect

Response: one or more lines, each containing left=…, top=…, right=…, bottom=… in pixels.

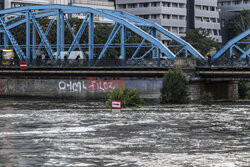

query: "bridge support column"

left=26, top=11, right=31, bottom=65
left=32, top=22, right=36, bottom=64
left=88, top=13, right=94, bottom=66
left=189, top=79, right=239, bottom=102
left=57, top=9, right=61, bottom=60
left=121, top=25, right=126, bottom=66
left=4, top=32, right=9, bottom=49
left=61, top=11, right=65, bottom=52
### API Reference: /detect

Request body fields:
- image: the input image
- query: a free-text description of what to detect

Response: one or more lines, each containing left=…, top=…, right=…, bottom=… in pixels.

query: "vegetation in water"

left=161, top=67, right=188, bottom=104
left=201, top=92, right=214, bottom=105
left=106, top=86, right=143, bottom=108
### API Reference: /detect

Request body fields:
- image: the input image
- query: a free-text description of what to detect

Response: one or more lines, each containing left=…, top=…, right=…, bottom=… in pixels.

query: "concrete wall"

left=0, top=77, right=239, bottom=102
left=0, top=77, right=162, bottom=101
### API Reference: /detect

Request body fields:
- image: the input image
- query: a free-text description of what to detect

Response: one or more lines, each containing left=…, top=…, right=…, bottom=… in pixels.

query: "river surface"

left=0, top=99, right=249, bottom=167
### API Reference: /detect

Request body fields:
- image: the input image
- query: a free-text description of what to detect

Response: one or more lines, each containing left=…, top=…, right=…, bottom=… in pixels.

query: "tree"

left=227, top=10, right=250, bottom=40
left=182, top=28, right=219, bottom=56
left=161, top=67, right=188, bottom=104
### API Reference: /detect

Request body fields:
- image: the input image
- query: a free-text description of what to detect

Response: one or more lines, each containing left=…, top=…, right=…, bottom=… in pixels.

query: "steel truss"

left=211, top=29, right=250, bottom=64
left=0, top=5, right=206, bottom=67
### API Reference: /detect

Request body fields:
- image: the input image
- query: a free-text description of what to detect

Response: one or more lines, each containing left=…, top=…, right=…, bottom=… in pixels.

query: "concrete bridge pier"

left=189, top=79, right=238, bottom=102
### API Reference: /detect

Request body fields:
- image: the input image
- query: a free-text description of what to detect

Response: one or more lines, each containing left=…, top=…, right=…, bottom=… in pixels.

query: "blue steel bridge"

left=0, top=5, right=248, bottom=67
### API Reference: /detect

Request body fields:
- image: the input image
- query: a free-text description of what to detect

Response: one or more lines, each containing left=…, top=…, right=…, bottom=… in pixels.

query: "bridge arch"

left=0, top=5, right=205, bottom=66
left=211, top=29, right=250, bottom=64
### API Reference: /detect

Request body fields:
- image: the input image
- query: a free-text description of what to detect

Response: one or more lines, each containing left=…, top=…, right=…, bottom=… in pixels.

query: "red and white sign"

left=111, top=100, right=122, bottom=109
left=20, top=62, right=27, bottom=70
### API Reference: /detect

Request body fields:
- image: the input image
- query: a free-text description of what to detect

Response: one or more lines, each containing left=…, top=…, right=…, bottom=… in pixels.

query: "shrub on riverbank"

left=106, top=86, right=142, bottom=108
left=201, top=92, right=214, bottom=105
left=161, top=67, right=188, bottom=104
left=238, top=81, right=250, bottom=99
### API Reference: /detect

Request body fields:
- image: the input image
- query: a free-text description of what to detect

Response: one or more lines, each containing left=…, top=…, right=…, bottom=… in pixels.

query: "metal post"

left=57, top=9, right=61, bottom=60
left=61, top=11, right=64, bottom=52
left=88, top=13, right=94, bottom=66
left=4, top=32, right=8, bottom=49
left=151, top=28, right=157, bottom=59
left=26, top=11, right=30, bottom=65
left=157, top=48, right=160, bottom=67
left=32, top=22, right=36, bottom=63
left=121, top=25, right=126, bottom=66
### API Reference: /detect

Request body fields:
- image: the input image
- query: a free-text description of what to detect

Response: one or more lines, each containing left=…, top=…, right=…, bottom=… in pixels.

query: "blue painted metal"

left=0, top=17, right=25, bottom=61
left=66, top=14, right=89, bottom=58
left=35, top=17, right=55, bottom=59
left=32, top=23, right=36, bottom=62
left=0, top=4, right=218, bottom=66
left=57, top=9, right=61, bottom=59
left=65, top=17, right=84, bottom=54
left=131, top=28, right=153, bottom=59
left=89, top=13, right=94, bottom=65
left=61, top=10, right=65, bottom=52
left=95, top=23, right=120, bottom=64
left=139, top=47, right=155, bottom=59
left=31, top=14, right=55, bottom=60
left=26, top=11, right=31, bottom=65
left=211, top=29, right=250, bottom=63
left=100, top=9, right=205, bottom=62
left=4, top=32, right=8, bottom=49
left=121, top=25, right=126, bottom=64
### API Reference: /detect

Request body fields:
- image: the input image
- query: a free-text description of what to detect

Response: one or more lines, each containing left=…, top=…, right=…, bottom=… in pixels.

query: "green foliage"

left=227, top=10, right=250, bottom=40
left=200, top=92, right=214, bottom=105
left=238, top=81, right=250, bottom=99
left=182, top=28, right=219, bottom=56
left=106, top=86, right=142, bottom=108
left=161, top=67, right=188, bottom=104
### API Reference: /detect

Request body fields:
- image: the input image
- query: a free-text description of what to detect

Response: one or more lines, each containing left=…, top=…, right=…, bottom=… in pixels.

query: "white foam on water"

left=0, top=114, right=25, bottom=118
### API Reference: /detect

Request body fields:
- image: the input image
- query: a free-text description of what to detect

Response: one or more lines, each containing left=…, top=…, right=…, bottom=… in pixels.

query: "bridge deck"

left=0, top=66, right=249, bottom=79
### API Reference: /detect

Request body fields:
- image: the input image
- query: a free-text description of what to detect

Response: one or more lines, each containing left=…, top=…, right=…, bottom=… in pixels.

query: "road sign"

left=111, top=100, right=122, bottom=109
left=20, top=62, right=27, bottom=70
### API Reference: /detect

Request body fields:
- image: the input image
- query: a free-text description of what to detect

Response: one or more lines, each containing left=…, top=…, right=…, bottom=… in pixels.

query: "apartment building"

left=116, top=0, right=222, bottom=43
left=218, top=0, right=250, bottom=42
left=4, top=0, right=51, bottom=9
left=2, top=0, right=115, bottom=23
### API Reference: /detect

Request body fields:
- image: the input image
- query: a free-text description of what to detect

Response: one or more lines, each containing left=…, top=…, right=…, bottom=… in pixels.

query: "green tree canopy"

left=182, top=28, right=219, bottom=56
left=227, top=10, right=250, bottom=40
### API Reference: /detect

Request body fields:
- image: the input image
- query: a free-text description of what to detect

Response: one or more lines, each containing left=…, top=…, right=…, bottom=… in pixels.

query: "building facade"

left=116, top=0, right=222, bottom=43
left=218, top=0, right=250, bottom=42
left=4, top=0, right=51, bottom=9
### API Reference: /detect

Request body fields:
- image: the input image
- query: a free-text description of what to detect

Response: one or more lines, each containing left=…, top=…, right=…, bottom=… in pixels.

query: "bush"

left=201, top=92, right=214, bottom=105
left=106, top=86, right=142, bottom=108
left=161, top=67, right=188, bottom=104
left=238, top=81, right=249, bottom=99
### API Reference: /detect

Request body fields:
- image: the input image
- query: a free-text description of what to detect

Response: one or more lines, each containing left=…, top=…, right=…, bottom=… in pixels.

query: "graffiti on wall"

left=58, top=77, right=124, bottom=92
left=58, top=77, right=162, bottom=92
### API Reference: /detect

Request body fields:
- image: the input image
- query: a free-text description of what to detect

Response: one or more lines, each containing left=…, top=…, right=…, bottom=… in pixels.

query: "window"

left=139, top=15, right=149, bottom=19
left=172, top=3, right=178, bottom=7
left=139, top=3, right=149, bottom=8
left=162, top=2, right=170, bottom=7
left=151, top=2, right=160, bottom=7
left=151, top=14, right=160, bottom=19
left=163, top=14, right=171, bottom=19
left=118, top=4, right=126, bottom=9
left=172, top=15, right=178, bottom=20
left=128, top=3, right=137, bottom=8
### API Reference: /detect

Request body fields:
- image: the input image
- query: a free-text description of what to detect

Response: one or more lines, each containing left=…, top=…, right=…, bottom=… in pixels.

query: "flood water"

left=0, top=99, right=249, bottom=167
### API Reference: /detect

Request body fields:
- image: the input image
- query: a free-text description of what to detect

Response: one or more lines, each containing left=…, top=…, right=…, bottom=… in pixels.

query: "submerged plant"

left=201, top=92, right=214, bottom=105
left=106, top=86, right=142, bottom=108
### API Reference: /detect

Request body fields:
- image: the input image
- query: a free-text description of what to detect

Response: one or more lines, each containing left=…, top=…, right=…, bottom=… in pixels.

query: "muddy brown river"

left=0, top=98, right=249, bottom=166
